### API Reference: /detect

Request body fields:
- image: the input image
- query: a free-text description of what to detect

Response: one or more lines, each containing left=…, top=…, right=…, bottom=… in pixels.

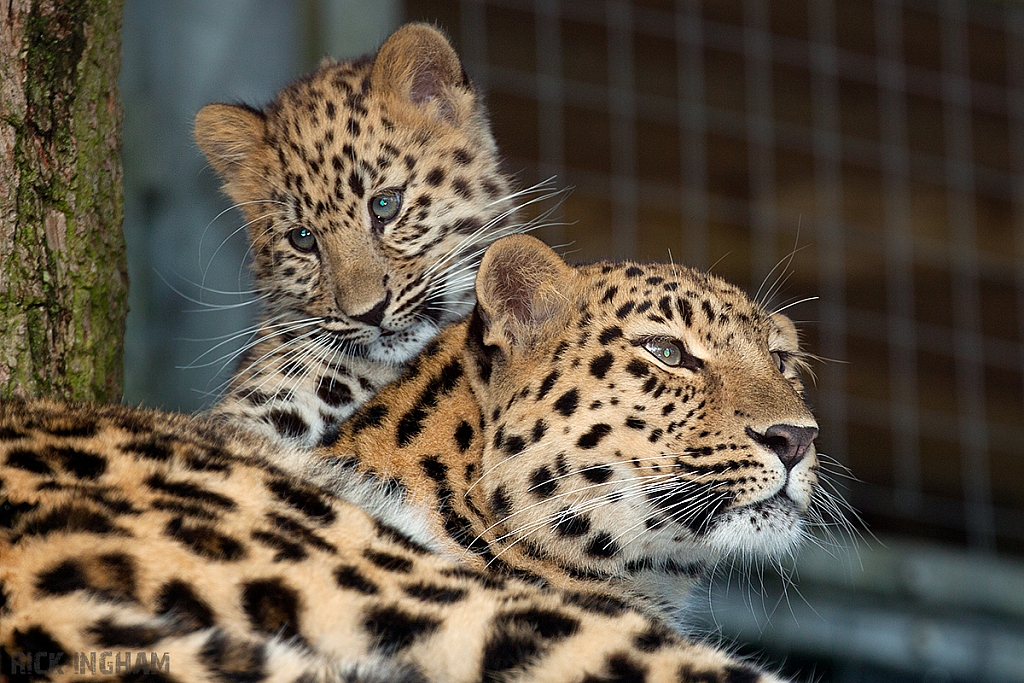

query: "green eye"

left=643, top=339, right=682, bottom=367
left=369, top=190, right=402, bottom=224
left=288, top=227, right=316, bottom=252
left=771, top=351, right=787, bottom=373
left=639, top=337, right=703, bottom=371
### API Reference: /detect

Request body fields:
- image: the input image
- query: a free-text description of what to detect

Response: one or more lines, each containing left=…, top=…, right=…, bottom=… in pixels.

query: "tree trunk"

left=0, top=0, right=127, bottom=403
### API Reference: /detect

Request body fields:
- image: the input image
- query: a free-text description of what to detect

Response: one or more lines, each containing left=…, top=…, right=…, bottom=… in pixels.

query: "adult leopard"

left=0, top=237, right=822, bottom=682
left=311, top=235, right=826, bottom=627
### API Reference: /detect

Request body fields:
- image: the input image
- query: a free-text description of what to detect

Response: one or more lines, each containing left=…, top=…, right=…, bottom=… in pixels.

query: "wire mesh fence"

left=403, top=0, right=1024, bottom=558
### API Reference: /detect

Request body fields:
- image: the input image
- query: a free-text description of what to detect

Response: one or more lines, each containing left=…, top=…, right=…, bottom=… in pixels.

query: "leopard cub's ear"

left=194, top=103, right=268, bottom=203
left=475, top=235, right=575, bottom=350
left=371, top=23, right=475, bottom=126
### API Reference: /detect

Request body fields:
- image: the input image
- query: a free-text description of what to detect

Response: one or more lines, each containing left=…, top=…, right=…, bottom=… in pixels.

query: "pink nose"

left=747, top=424, right=818, bottom=470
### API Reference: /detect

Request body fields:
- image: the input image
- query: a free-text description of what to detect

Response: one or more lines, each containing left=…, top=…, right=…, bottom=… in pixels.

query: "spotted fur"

left=312, top=235, right=831, bottom=627
left=1, top=402, right=783, bottom=683
left=0, top=237, right=816, bottom=681
left=199, top=24, right=544, bottom=448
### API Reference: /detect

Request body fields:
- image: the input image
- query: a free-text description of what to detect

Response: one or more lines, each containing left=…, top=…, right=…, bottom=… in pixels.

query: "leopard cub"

left=198, top=24, right=539, bottom=449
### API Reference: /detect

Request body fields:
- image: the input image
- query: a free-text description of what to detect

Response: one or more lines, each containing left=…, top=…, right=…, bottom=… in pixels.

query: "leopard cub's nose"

left=350, top=291, right=391, bottom=327
left=746, top=424, right=818, bottom=470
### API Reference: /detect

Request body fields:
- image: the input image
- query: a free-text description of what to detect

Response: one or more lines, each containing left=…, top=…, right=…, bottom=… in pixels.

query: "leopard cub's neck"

left=214, top=333, right=396, bottom=449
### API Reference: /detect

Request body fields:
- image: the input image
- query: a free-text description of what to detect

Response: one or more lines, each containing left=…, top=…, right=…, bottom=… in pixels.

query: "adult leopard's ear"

left=371, top=23, right=475, bottom=126
left=476, top=235, right=575, bottom=350
left=194, top=103, right=268, bottom=203
left=769, top=312, right=800, bottom=352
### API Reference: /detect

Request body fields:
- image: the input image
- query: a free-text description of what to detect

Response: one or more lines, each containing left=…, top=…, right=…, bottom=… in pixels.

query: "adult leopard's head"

left=468, top=236, right=825, bottom=584
left=195, top=23, right=519, bottom=365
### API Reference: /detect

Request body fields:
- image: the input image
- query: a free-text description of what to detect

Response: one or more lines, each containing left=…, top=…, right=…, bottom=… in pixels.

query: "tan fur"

left=193, top=103, right=268, bottom=203
left=477, top=236, right=576, bottom=348
left=371, top=24, right=474, bottom=128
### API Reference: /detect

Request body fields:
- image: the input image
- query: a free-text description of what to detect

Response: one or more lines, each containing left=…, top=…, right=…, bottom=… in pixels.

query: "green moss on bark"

left=0, top=0, right=127, bottom=403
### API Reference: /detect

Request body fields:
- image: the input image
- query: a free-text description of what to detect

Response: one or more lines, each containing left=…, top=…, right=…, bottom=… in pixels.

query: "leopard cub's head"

left=469, top=235, right=824, bottom=576
left=195, top=23, right=516, bottom=364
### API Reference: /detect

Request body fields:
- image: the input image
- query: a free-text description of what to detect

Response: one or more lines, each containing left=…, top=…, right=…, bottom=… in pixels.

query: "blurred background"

left=120, top=1, right=1024, bottom=681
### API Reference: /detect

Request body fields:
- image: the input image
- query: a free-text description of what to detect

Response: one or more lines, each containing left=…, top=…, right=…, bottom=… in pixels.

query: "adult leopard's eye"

left=288, top=227, right=316, bottom=252
left=369, top=190, right=402, bottom=224
left=643, top=339, right=683, bottom=367
left=639, top=337, right=703, bottom=371
left=771, top=351, right=787, bottom=373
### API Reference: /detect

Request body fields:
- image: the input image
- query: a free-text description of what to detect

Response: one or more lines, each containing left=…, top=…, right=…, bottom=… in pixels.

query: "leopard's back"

left=0, top=399, right=780, bottom=683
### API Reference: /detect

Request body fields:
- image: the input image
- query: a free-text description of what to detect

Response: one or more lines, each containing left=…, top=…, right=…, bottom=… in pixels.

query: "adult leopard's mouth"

left=743, top=490, right=798, bottom=514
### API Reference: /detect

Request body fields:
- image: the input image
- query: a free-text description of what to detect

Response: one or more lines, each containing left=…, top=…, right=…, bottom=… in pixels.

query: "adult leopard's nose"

left=746, top=424, right=818, bottom=470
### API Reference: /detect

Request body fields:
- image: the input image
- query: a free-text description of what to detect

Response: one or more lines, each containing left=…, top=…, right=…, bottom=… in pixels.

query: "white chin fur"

left=703, top=498, right=805, bottom=560
left=363, top=321, right=437, bottom=364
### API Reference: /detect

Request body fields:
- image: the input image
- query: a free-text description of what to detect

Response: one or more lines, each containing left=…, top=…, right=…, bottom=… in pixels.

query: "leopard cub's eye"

left=369, top=190, right=402, bottom=225
left=643, top=339, right=683, bottom=367
left=288, top=227, right=317, bottom=252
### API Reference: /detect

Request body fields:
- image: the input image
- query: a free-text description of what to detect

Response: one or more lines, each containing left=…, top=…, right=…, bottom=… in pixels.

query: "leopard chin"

left=704, top=496, right=807, bottom=559
left=362, top=320, right=440, bottom=364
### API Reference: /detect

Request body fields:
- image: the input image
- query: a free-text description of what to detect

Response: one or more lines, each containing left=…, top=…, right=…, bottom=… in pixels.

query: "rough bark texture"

left=1, top=0, right=127, bottom=402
